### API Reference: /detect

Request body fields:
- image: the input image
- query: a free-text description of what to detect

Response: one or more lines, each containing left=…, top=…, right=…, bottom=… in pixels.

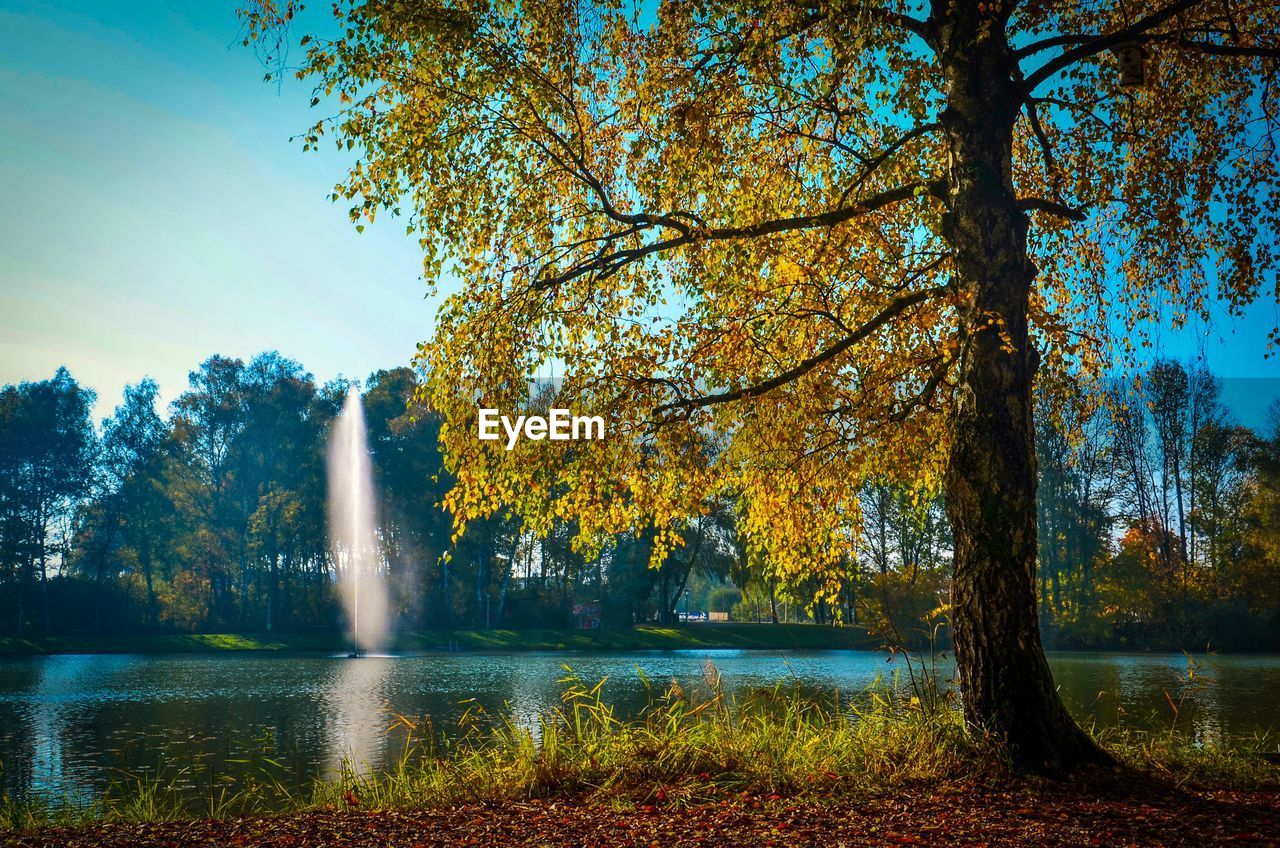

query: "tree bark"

left=935, top=1, right=1110, bottom=773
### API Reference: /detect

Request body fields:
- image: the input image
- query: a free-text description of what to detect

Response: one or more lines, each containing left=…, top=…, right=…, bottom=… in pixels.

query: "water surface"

left=1, top=649, right=1276, bottom=802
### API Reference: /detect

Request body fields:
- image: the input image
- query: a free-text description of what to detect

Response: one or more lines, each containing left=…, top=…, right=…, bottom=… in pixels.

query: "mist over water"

left=327, top=387, right=388, bottom=652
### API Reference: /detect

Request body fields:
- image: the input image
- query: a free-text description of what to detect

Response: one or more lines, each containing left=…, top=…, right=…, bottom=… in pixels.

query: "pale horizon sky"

left=0, top=0, right=435, bottom=419
left=2, top=1, right=1279, bottom=428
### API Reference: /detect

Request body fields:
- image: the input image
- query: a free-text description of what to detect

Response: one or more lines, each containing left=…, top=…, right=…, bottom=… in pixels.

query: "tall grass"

left=312, top=661, right=984, bottom=814
left=3, top=664, right=1277, bottom=832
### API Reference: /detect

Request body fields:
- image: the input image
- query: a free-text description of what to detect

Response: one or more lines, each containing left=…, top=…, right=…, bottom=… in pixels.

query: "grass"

left=399, top=623, right=877, bottom=652
left=2, top=665, right=1277, bottom=833
left=0, top=623, right=876, bottom=657
left=0, top=632, right=339, bottom=655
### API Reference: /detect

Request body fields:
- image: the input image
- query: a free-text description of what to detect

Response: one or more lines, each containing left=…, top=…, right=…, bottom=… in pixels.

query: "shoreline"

left=0, top=623, right=880, bottom=657
left=2, top=626, right=1274, bottom=658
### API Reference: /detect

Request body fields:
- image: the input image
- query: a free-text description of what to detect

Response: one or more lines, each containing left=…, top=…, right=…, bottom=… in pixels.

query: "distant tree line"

left=1, top=353, right=1278, bottom=648
left=0, top=354, right=736, bottom=636
left=1036, top=360, right=1280, bottom=650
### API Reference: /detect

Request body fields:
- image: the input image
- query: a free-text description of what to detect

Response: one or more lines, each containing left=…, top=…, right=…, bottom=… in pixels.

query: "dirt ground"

left=4, top=781, right=1279, bottom=847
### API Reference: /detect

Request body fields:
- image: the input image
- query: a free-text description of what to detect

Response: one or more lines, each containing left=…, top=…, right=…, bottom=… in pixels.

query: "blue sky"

left=0, top=0, right=431, bottom=415
left=1, top=1, right=1278, bottom=426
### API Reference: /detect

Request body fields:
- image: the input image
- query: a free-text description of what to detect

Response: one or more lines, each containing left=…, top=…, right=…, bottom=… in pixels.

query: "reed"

left=3, top=665, right=1276, bottom=831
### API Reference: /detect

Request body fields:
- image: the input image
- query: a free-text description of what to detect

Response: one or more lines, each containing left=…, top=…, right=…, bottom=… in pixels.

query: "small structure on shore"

left=572, top=601, right=601, bottom=630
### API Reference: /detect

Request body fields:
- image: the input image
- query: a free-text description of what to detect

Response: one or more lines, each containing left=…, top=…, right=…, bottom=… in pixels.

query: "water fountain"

left=327, top=385, right=388, bottom=656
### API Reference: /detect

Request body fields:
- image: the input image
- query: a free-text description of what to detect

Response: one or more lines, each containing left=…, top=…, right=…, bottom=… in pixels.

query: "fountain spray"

left=327, top=384, right=388, bottom=656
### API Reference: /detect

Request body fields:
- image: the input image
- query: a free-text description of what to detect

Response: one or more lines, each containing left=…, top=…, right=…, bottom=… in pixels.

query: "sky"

left=0, top=0, right=433, bottom=418
left=1, top=1, right=1278, bottom=427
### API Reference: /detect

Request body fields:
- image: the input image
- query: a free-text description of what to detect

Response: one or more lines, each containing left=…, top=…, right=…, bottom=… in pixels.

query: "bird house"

left=1110, top=41, right=1149, bottom=88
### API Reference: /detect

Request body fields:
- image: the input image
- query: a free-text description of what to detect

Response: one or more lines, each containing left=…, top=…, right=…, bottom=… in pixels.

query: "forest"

left=1, top=352, right=1277, bottom=651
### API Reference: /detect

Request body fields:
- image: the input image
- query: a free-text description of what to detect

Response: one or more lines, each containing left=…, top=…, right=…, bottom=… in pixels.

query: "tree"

left=247, top=0, right=1280, bottom=770
left=81, top=378, right=169, bottom=628
left=1238, top=404, right=1280, bottom=635
left=860, top=478, right=949, bottom=583
left=168, top=355, right=250, bottom=626
left=654, top=499, right=739, bottom=624
left=1147, top=360, right=1192, bottom=578
left=1192, top=418, right=1251, bottom=581
left=363, top=368, right=454, bottom=628
left=1104, top=359, right=1239, bottom=634
left=0, top=368, right=97, bottom=634
left=1034, top=385, right=1114, bottom=641
left=166, top=352, right=330, bottom=630
left=238, top=352, right=326, bottom=631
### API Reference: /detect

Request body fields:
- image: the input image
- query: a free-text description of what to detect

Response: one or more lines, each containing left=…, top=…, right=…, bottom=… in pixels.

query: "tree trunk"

left=440, top=556, right=451, bottom=629
left=267, top=542, right=280, bottom=633
left=669, top=562, right=692, bottom=623
left=38, top=545, right=50, bottom=634
left=475, top=543, right=491, bottom=629
left=144, top=549, right=157, bottom=629
left=658, top=569, right=670, bottom=625
left=16, top=550, right=27, bottom=636
left=495, top=536, right=517, bottom=626
left=95, top=546, right=108, bottom=634
left=266, top=562, right=276, bottom=634
left=936, top=2, right=1109, bottom=773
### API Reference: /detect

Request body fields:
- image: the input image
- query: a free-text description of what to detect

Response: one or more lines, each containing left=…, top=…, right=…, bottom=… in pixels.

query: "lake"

left=1, top=649, right=1277, bottom=803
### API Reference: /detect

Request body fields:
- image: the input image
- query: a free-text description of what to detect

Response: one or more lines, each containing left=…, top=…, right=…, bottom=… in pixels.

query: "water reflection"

left=23, top=655, right=141, bottom=803
left=322, top=657, right=394, bottom=777
left=1048, top=652, right=1243, bottom=744
left=0, top=650, right=1277, bottom=802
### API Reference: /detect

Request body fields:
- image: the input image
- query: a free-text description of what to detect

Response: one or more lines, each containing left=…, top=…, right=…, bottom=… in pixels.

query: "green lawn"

left=0, top=623, right=876, bottom=656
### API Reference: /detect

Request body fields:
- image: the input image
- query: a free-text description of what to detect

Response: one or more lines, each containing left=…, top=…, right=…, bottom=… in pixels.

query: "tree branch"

left=691, top=9, right=826, bottom=73
left=651, top=283, right=951, bottom=416
left=1015, top=34, right=1094, bottom=59
left=1019, top=197, right=1087, bottom=222
left=839, top=123, right=942, bottom=207
left=533, top=179, right=945, bottom=291
left=1170, top=38, right=1280, bottom=58
left=1020, top=0, right=1208, bottom=94
left=864, top=6, right=933, bottom=45
left=1023, top=99, right=1061, bottom=194
left=888, top=357, right=953, bottom=422
left=690, top=3, right=932, bottom=74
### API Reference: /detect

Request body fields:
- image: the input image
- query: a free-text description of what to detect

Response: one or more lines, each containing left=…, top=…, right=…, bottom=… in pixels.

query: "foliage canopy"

left=245, top=0, right=1280, bottom=601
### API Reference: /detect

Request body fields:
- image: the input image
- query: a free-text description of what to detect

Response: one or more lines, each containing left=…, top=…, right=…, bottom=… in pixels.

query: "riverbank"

left=5, top=781, right=1279, bottom=847
left=0, top=623, right=877, bottom=656
left=2, top=669, right=1278, bottom=843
